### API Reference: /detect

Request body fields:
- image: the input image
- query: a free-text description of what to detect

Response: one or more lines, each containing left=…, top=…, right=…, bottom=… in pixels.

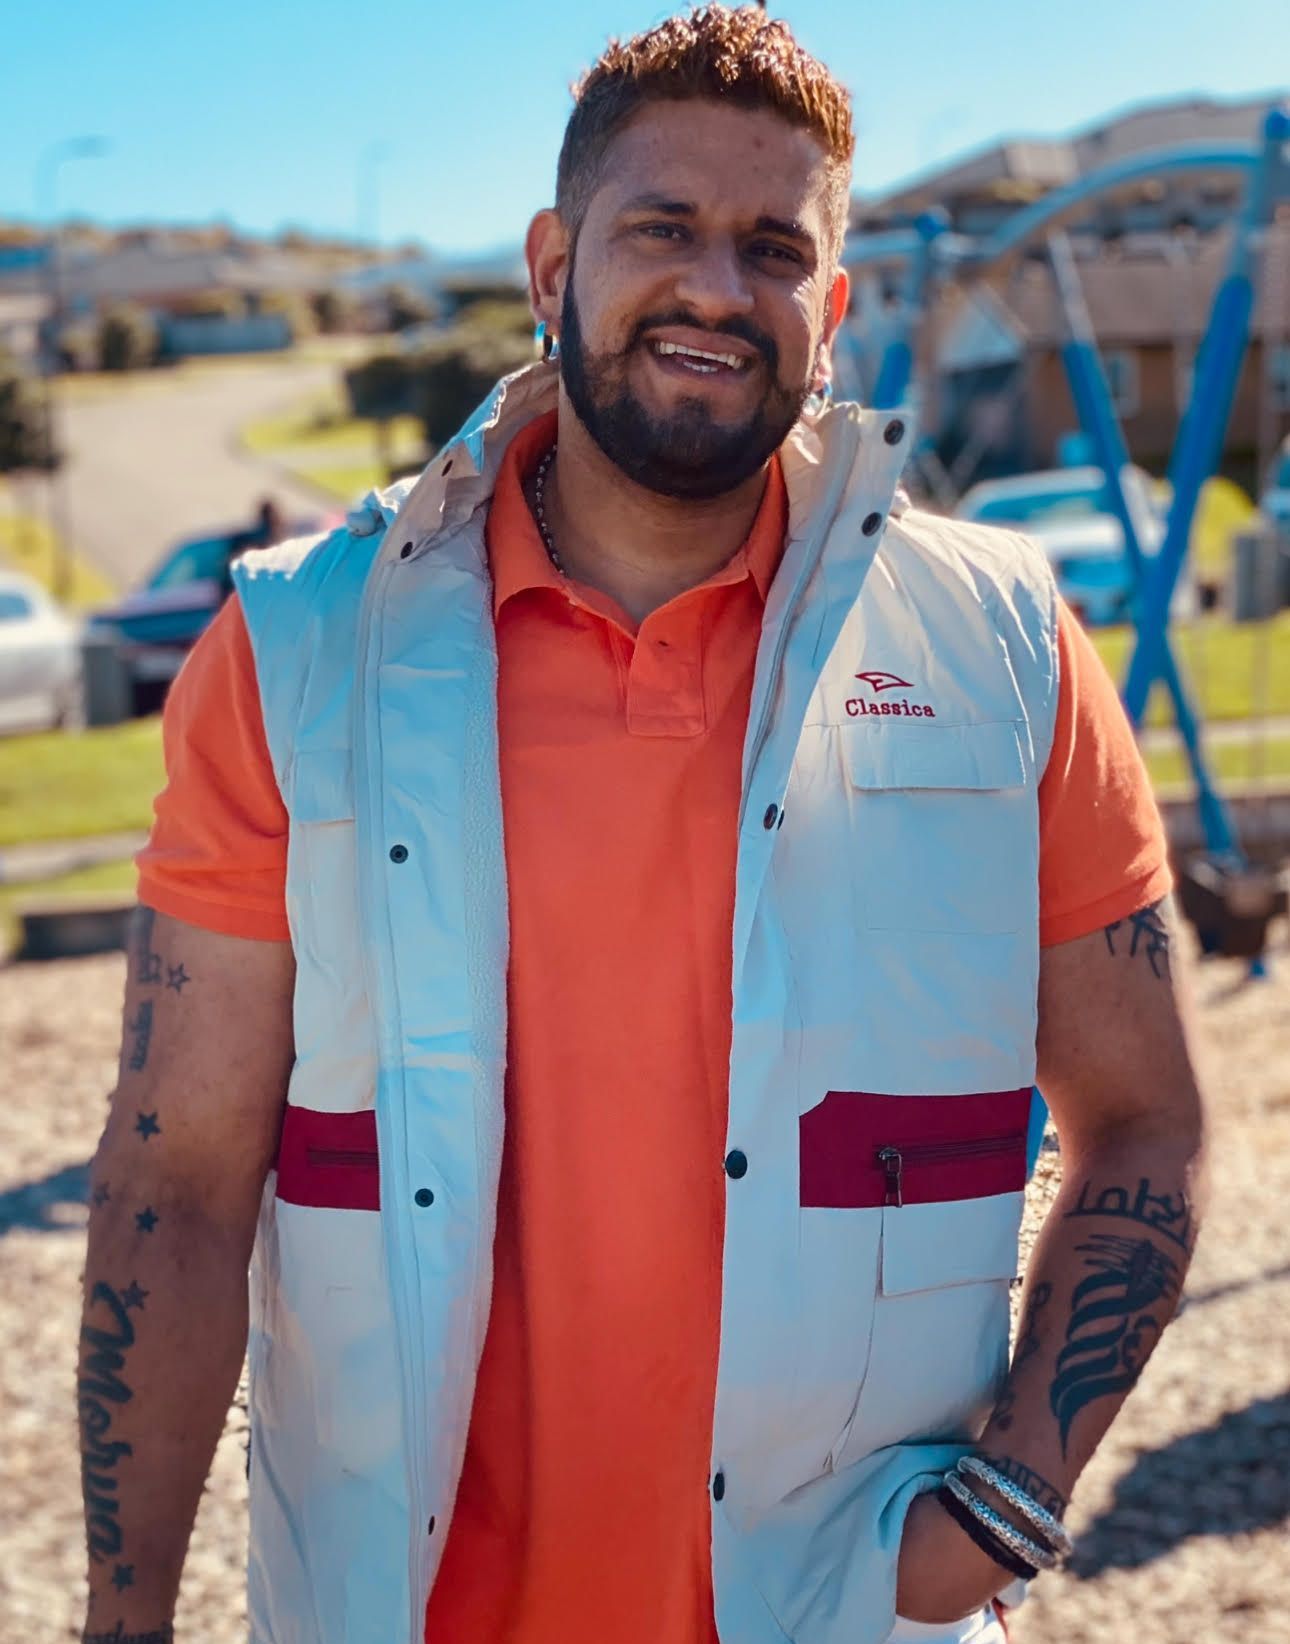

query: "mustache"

left=626, top=310, right=779, bottom=373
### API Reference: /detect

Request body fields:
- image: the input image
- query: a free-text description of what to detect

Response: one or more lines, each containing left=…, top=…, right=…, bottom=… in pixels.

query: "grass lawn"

left=1144, top=732, right=1290, bottom=791
left=1090, top=610, right=1290, bottom=726
left=0, top=502, right=116, bottom=608
left=0, top=857, right=137, bottom=952
left=0, top=719, right=163, bottom=849
left=241, top=384, right=425, bottom=505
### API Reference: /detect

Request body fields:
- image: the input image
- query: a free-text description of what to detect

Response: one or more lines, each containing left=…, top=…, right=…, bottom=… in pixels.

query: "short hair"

left=556, top=5, right=855, bottom=263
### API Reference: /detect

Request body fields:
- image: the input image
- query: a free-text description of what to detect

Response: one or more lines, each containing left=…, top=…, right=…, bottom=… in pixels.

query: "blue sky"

left=1, top=0, right=1285, bottom=255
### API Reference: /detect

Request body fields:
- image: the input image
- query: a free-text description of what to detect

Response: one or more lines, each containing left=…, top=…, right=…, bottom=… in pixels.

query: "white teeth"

left=653, top=341, right=747, bottom=370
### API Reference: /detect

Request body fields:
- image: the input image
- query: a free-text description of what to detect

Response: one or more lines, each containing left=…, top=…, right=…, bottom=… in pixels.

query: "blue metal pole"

left=871, top=210, right=947, bottom=410
left=1124, top=107, right=1290, bottom=730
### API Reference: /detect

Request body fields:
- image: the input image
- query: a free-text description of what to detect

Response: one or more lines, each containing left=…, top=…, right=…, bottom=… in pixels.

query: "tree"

left=384, top=282, right=437, bottom=333
left=414, top=323, right=535, bottom=450
left=312, top=287, right=359, bottom=335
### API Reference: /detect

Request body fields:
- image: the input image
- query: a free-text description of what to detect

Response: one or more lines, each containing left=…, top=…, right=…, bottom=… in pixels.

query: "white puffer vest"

left=233, top=362, right=1059, bottom=1644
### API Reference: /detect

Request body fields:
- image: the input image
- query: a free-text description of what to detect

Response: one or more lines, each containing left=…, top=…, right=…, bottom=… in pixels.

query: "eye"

left=749, top=241, right=802, bottom=264
left=639, top=221, right=688, bottom=242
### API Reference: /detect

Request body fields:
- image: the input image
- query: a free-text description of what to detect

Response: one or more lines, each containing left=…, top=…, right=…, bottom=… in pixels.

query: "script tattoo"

left=993, top=1281, right=1053, bottom=1431
left=1065, top=1177, right=1195, bottom=1252
left=1103, top=900, right=1170, bottom=979
left=132, top=908, right=163, bottom=987
left=1050, top=1235, right=1181, bottom=1455
left=79, top=1282, right=136, bottom=1564
left=126, top=1002, right=154, bottom=1073
left=977, top=1451, right=1068, bottom=1519
left=83, top=1627, right=174, bottom=1644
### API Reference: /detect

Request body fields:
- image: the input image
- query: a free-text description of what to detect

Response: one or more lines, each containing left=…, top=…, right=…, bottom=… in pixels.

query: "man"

left=78, top=9, right=1205, bottom=1644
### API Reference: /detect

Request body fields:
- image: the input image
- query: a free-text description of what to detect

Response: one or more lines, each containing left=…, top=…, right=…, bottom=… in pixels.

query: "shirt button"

left=414, top=1187, right=434, bottom=1207
left=862, top=512, right=884, bottom=536
left=725, top=1149, right=748, bottom=1179
left=883, top=419, right=906, bottom=446
left=762, top=803, right=778, bottom=830
left=389, top=844, right=409, bottom=864
left=712, top=1471, right=726, bottom=1502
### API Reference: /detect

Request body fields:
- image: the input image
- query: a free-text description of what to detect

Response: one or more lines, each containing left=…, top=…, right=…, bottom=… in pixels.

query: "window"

left=1103, top=350, right=1140, bottom=418
left=0, top=590, right=35, bottom=622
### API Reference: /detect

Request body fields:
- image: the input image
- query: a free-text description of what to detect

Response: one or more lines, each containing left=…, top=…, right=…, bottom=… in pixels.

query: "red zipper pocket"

left=277, top=1109, right=380, bottom=1211
left=800, top=1088, right=1031, bottom=1209
left=876, top=1132, right=1026, bottom=1208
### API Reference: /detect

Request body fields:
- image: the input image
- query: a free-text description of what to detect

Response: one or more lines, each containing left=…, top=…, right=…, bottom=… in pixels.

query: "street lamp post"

left=356, top=141, right=392, bottom=248
left=35, top=135, right=109, bottom=604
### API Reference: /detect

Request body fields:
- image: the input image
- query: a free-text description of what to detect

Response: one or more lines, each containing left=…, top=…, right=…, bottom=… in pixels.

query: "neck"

left=539, top=393, right=771, bottom=626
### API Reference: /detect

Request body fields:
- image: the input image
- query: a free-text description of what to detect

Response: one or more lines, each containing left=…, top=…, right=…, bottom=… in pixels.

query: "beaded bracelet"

left=956, top=1456, right=1074, bottom=1561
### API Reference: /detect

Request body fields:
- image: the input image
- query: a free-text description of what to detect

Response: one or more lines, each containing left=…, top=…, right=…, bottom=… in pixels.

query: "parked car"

left=1259, top=434, right=1290, bottom=533
left=954, top=465, right=1170, bottom=627
left=0, top=570, right=82, bottom=735
left=87, top=510, right=331, bottom=715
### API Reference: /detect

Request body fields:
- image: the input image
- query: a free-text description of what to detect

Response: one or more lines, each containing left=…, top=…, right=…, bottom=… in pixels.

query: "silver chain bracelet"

left=942, top=1472, right=1059, bottom=1572
left=956, top=1455, right=1074, bottom=1561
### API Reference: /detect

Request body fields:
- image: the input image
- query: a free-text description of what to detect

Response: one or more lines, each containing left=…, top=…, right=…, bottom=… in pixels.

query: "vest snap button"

left=400, top=541, right=413, bottom=559
left=724, top=1149, right=748, bottom=1179
left=712, top=1471, right=726, bottom=1502
left=414, top=1187, right=434, bottom=1207
left=883, top=419, right=906, bottom=446
left=428, top=1515, right=437, bottom=1535
left=862, top=512, right=884, bottom=536
left=762, top=803, right=778, bottom=830
left=441, top=458, right=453, bottom=476
left=389, top=844, right=409, bottom=864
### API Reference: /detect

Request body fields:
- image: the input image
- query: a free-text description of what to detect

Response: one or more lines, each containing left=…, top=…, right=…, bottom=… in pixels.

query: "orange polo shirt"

left=138, top=410, right=1170, bottom=1644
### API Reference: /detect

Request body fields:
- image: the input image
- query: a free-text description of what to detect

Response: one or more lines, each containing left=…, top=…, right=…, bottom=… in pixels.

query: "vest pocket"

left=841, top=721, right=1032, bottom=934
left=806, top=1090, right=1028, bottom=1475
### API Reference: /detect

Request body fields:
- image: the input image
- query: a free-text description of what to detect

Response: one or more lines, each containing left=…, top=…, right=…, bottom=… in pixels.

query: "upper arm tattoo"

left=1102, top=899, right=1170, bottom=979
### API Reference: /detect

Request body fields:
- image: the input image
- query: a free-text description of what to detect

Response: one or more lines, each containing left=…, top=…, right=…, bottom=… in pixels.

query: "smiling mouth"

left=646, top=340, right=755, bottom=375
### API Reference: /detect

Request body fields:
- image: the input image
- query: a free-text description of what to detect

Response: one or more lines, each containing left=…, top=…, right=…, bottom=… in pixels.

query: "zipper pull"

left=877, top=1146, right=903, bottom=1208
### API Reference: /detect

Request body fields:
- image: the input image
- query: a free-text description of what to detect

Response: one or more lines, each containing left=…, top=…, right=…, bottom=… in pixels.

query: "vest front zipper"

left=306, top=1146, right=379, bottom=1169
left=876, top=1132, right=1026, bottom=1208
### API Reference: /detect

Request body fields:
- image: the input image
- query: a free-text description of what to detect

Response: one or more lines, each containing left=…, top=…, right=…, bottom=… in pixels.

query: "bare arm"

left=897, top=899, right=1208, bottom=1620
left=78, top=907, right=294, bottom=1642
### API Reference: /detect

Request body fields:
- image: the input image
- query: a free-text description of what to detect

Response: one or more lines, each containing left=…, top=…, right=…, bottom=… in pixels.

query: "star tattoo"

left=122, top=1280, right=149, bottom=1311
left=135, top=1111, right=161, bottom=1141
left=136, top=1206, right=159, bottom=1233
left=112, top=1563, right=135, bottom=1591
left=166, top=962, right=191, bottom=993
left=91, top=1183, right=111, bottom=1207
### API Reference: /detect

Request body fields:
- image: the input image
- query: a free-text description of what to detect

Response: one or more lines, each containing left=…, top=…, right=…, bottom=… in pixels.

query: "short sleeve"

left=135, top=595, right=290, bottom=940
left=1038, top=602, right=1173, bottom=947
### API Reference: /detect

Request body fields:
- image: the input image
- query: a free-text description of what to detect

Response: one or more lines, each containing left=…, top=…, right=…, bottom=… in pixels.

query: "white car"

left=0, top=570, right=83, bottom=734
left=955, top=465, right=1170, bottom=627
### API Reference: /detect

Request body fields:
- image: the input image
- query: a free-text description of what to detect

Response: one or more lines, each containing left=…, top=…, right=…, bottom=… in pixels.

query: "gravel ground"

left=1, top=940, right=1287, bottom=1644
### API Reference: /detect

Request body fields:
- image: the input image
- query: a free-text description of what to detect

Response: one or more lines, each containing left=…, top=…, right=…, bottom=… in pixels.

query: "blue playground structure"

left=844, top=107, right=1290, bottom=967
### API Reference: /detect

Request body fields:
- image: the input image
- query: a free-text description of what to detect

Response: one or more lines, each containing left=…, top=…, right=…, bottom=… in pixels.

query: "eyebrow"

left=618, top=195, right=818, bottom=249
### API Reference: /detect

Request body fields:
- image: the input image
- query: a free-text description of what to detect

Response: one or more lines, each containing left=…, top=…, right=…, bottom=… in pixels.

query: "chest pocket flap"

left=840, top=720, right=1033, bottom=934
left=844, top=719, right=1026, bottom=792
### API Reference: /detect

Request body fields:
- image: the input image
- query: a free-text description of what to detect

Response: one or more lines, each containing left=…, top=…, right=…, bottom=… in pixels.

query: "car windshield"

left=972, top=486, right=1106, bottom=526
left=148, top=534, right=233, bottom=590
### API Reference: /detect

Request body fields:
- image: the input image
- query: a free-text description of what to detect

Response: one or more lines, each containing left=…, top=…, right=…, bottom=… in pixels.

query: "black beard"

left=558, top=283, right=810, bottom=501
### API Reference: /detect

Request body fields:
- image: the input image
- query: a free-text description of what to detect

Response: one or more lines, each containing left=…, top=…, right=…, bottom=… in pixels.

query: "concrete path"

left=48, top=357, right=341, bottom=589
left=0, top=830, right=145, bottom=887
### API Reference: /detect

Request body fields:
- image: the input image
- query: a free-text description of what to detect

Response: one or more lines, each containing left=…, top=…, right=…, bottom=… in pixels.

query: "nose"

left=672, top=238, right=755, bottom=320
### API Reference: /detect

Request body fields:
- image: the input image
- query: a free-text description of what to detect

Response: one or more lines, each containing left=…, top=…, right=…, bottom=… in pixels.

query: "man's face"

left=552, top=99, right=844, bottom=500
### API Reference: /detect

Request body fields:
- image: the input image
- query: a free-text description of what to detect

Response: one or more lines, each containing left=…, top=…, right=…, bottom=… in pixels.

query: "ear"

left=814, top=268, right=851, bottom=387
left=526, top=209, right=570, bottom=335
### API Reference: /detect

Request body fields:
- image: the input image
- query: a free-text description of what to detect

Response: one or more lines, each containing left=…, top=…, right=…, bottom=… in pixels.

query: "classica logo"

left=845, top=669, right=936, bottom=719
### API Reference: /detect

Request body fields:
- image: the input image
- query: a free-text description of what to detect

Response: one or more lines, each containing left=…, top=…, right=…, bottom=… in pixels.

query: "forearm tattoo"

left=993, top=1281, right=1053, bottom=1432
left=976, top=1451, right=1068, bottom=1519
left=83, top=1625, right=174, bottom=1644
left=1049, top=1234, right=1182, bottom=1455
left=1065, top=1176, right=1195, bottom=1253
left=79, top=1283, right=137, bottom=1564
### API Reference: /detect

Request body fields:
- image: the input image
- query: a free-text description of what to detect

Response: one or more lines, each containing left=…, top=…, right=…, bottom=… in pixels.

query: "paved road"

left=49, top=358, right=342, bottom=589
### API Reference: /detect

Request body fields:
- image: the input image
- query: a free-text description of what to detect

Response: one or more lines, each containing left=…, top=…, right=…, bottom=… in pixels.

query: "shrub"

left=258, top=290, right=316, bottom=340
left=384, top=282, right=437, bottom=332
left=97, top=303, right=161, bottom=372
left=413, top=324, right=535, bottom=450
left=0, top=350, right=55, bottom=471
left=312, top=288, right=359, bottom=334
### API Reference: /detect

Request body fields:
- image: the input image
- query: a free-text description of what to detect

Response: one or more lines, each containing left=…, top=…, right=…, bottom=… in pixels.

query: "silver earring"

left=535, top=321, right=560, bottom=364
